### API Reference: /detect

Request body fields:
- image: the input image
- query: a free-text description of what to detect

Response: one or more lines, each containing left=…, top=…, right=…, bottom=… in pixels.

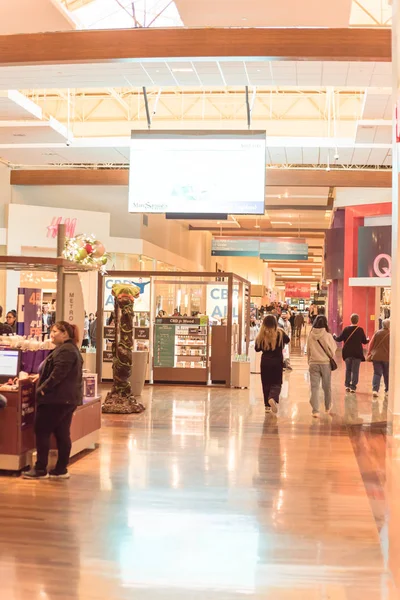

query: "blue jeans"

left=345, top=357, right=361, bottom=391
left=372, top=361, right=389, bottom=393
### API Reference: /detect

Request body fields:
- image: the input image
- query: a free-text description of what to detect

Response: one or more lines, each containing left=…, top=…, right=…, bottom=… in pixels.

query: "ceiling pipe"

left=142, top=86, right=151, bottom=129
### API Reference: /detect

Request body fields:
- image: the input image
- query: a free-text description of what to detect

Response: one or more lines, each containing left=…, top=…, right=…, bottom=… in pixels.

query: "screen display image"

left=0, top=350, right=20, bottom=377
left=129, top=131, right=266, bottom=215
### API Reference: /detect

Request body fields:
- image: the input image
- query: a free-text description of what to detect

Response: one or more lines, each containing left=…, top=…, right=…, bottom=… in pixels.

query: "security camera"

left=334, top=153, right=339, bottom=161
left=66, top=141, right=71, bottom=147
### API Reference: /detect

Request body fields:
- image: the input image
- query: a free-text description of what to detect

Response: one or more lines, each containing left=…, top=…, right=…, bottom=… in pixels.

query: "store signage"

left=63, top=274, right=85, bottom=346
left=103, top=351, right=113, bottom=363
left=47, top=217, right=77, bottom=239
left=156, top=317, right=207, bottom=326
left=134, top=327, right=150, bottom=340
left=104, top=326, right=115, bottom=340
left=17, top=288, right=42, bottom=337
left=373, top=254, right=392, bottom=278
left=285, top=283, right=311, bottom=299
left=104, top=277, right=150, bottom=312
left=260, top=238, right=308, bottom=261
left=358, top=225, right=392, bottom=277
left=212, top=238, right=260, bottom=257
left=154, top=324, right=175, bottom=367
left=21, top=381, right=35, bottom=429
left=206, top=285, right=239, bottom=320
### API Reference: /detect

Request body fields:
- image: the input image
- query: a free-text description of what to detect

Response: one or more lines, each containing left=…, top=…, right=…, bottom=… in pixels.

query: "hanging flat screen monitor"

left=128, top=131, right=266, bottom=215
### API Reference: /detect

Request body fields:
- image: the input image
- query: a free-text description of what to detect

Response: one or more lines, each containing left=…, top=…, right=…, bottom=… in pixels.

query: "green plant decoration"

left=102, top=283, right=145, bottom=414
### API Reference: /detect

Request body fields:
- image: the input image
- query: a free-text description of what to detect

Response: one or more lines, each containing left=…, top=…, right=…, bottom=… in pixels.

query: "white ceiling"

left=174, top=0, right=353, bottom=27
left=0, top=60, right=390, bottom=91
left=0, top=145, right=129, bottom=167
left=266, top=145, right=392, bottom=166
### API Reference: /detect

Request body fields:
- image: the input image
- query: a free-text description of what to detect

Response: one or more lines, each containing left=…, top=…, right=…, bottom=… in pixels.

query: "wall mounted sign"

left=285, top=283, right=311, bottom=299
left=357, top=225, right=392, bottom=278
left=63, top=274, right=85, bottom=346
left=47, top=217, right=77, bottom=239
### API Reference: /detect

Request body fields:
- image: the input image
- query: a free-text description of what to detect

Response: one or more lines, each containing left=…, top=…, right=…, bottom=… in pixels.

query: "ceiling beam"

left=0, top=28, right=390, bottom=65
left=266, top=169, right=391, bottom=187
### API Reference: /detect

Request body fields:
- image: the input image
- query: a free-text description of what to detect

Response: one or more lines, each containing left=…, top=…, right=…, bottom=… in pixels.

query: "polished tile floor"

left=0, top=339, right=399, bottom=599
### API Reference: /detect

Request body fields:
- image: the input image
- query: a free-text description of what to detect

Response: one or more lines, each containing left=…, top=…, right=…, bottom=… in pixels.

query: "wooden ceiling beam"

left=0, top=27, right=390, bottom=65
left=266, top=169, right=392, bottom=187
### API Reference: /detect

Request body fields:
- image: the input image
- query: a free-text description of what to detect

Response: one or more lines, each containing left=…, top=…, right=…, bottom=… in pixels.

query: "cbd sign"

left=373, top=254, right=392, bottom=278
left=47, top=217, right=77, bottom=239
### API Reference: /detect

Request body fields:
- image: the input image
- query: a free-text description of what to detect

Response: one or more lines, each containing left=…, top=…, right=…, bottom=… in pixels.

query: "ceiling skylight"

left=63, top=0, right=182, bottom=30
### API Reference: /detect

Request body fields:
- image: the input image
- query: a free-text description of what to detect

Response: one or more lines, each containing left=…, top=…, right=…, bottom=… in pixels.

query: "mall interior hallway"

left=1, top=341, right=400, bottom=599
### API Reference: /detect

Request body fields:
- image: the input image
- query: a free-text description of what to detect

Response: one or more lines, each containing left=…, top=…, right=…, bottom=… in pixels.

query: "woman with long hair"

left=307, top=315, right=337, bottom=418
left=23, top=321, right=83, bottom=480
left=255, top=315, right=290, bottom=414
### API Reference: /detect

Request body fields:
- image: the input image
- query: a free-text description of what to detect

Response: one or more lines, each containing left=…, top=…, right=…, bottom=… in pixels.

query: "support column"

left=390, top=0, right=400, bottom=427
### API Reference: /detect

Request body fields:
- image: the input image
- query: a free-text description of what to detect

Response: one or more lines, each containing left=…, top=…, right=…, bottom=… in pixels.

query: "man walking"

left=333, top=313, right=368, bottom=393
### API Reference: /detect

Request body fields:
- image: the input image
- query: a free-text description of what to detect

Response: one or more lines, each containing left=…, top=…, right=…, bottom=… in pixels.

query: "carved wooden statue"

left=102, top=283, right=145, bottom=414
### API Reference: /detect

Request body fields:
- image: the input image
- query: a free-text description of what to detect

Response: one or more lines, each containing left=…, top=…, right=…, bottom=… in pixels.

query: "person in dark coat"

left=255, top=315, right=290, bottom=415
left=333, top=313, right=368, bottom=393
left=23, top=321, right=83, bottom=480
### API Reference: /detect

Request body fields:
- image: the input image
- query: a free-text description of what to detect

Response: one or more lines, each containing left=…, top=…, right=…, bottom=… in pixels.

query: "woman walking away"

left=367, top=319, right=390, bottom=398
left=255, top=315, right=290, bottom=415
left=307, top=316, right=337, bottom=418
left=23, top=321, right=83, bottom=480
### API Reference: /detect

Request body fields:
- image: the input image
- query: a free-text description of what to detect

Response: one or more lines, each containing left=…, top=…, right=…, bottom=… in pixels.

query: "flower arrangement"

left=63, top=234, right=109, bottom=272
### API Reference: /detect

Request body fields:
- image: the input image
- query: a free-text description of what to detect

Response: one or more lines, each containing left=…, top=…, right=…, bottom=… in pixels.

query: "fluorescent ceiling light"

left=282, top=275, right=316, bottom=279
left=271, top=221, right=293, bottom=225
left=172, top=68, right=193, bottom=73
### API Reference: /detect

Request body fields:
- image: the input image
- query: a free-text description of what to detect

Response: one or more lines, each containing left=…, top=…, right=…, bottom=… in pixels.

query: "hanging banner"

left=104, top=277, right=151, bottom=312
left=285, top=283, right=311, bottom=299
left=17, top=288, right=42, bottom=337
left=64, top=274, right=85, bottom=346
left=212, top=238, right=260, bottom=257
left=259, top=238, right=308, bottom=261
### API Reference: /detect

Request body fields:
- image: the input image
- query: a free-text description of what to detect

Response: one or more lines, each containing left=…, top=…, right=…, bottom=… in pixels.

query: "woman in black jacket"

left=23, top=321, right=83, bottom=480
left=333, top=313, right=369, bottom=393
left=255, top=315, right=290, bottom=415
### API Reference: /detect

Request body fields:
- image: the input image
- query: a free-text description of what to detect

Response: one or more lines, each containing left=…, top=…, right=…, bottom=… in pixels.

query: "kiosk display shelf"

left=153, top=317, right=209, bottom=383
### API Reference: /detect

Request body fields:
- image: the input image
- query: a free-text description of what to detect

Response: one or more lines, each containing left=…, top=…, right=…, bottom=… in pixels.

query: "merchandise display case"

left=153, top=317, right=209, bottom=383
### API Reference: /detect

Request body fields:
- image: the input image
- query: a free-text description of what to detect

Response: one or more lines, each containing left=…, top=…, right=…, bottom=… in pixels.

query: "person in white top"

left=279, top=311, right=292, bottom=371
left=307, top=315, right=337, bottom=418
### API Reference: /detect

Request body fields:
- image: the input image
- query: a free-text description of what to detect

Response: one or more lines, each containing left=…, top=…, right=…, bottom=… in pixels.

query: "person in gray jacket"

left=307, top=316, right=337, bottom=418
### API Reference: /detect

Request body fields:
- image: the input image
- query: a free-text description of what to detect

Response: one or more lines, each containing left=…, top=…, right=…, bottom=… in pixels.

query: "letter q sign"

left=373, top=254, right=392, bottom=278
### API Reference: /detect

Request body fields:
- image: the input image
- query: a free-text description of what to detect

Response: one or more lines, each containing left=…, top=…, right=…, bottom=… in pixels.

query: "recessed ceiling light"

left=242, top=17, right=247, bottom=21
left=254, top=224, right=261, bottom=229
left=284, top=192, right=289, bottom=198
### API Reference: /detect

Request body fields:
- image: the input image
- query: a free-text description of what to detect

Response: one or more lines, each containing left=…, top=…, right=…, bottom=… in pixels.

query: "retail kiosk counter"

left=0, top=381, right=101, bottom=471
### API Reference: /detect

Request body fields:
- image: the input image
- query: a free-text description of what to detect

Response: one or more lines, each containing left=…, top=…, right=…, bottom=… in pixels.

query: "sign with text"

left=134, top=327, right=150, bottom=340
left=206, top=285, right=239, bottom=321
left=154, top=324, right=175, bottom=367
left=260, top=238, right=308, bottom=261
left=21, top=381, right=35, bottom=429
left=155, top=317, right=207, bottom=326
left=64, top=274, right=85, bottom=346
left=285, top=283, right=311, bottom=299
left=104, top=277, right=151, bottom=312
left=17, top=288, right=42, bottom=337
left=212, top=237, right=260, bottom=257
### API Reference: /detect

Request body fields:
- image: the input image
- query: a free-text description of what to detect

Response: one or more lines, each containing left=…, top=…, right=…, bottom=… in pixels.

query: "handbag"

left=317, top=340, right=338, bottom=371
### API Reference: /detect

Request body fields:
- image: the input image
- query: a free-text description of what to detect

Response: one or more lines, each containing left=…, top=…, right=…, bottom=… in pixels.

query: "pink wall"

left=342, top=203, right=391, bottom=338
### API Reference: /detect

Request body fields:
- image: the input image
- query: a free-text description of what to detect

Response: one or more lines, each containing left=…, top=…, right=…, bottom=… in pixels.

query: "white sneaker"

left=345, top=387, right=351, bottom=392
left=268, top=398, right=278, bottom=414
left=325, top=405, right=332, bottom=414
left=312, top=412, right=320, bottom=419
left=265, top=406, right=271, bottom=414
left=373, top=391, right=379, bottom=398
left=350, top=389, right=356, bottom=394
